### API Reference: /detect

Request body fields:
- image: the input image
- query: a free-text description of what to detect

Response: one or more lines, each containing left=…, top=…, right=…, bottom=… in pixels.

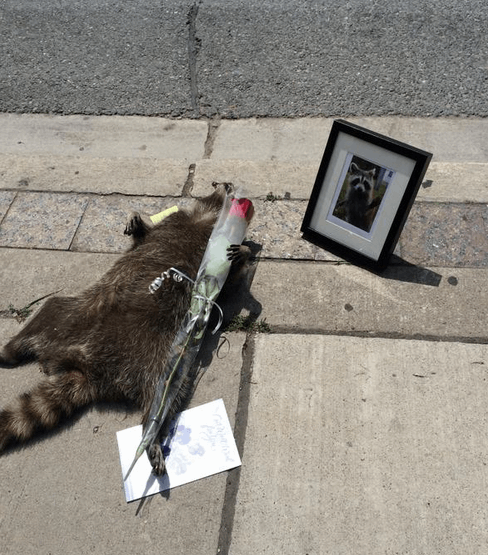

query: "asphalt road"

left=1, top=0, right=487, bottom=118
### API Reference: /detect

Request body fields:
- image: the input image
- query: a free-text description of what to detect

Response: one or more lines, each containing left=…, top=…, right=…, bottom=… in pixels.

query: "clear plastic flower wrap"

left=124, top=191, right=254, bottom=480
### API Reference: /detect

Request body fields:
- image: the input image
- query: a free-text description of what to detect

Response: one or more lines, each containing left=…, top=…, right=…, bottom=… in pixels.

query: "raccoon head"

left=348, top=163, right=375, bottom=198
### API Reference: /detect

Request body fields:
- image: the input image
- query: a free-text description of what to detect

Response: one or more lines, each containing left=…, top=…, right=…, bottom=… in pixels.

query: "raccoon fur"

left=0, top=184, right=249, bottom=475
left=344, top=162, right=376, bottom=232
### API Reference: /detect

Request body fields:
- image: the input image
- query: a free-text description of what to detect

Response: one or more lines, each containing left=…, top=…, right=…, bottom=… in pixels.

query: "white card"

left=117, top=399, right=241, bottom=502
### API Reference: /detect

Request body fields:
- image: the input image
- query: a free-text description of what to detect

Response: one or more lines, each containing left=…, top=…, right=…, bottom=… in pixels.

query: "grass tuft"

left=225, top=314, right=271, bottom=333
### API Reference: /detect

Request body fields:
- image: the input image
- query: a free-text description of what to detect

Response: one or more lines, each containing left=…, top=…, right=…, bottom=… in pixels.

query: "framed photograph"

left=301, top=119, right=432, bottom=270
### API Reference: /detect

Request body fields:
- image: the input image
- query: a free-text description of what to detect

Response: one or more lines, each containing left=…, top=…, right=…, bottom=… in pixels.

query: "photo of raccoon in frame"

left=332, top=156, right=392, bottom=233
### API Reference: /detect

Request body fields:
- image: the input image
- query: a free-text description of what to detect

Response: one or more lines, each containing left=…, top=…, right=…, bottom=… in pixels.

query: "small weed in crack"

left=1, top=290, right=62, bottom=323
left=225, top=314, right=271, bottom=333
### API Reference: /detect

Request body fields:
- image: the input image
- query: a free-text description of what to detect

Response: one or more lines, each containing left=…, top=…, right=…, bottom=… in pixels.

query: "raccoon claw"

left=227, top=244, right=241, bottom=262
left=148, top=443, right=166, bottom=476
left=227, top=244, right=252, bottom=264
left=124, top=213, right=144, bottom=236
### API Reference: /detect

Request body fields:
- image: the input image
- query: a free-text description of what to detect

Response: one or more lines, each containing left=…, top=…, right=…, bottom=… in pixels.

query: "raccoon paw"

left=212, top=181, right=234, bottom=195
left=147, top=443, right=166, bottom=476
left=124, top=212, right=144, bottom=236
left=227, top=244, right=252, bottom=264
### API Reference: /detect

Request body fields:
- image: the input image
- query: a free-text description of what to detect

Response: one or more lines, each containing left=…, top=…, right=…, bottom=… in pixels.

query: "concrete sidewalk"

left=0, top=114, right=487, bottom=554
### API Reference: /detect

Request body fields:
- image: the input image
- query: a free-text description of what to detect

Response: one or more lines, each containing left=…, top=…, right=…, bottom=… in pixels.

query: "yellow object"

left=150, top=205, right=179, bottom=224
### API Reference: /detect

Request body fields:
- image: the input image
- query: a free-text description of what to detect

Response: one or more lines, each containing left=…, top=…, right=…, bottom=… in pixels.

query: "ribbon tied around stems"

left=149, top=268, right=224, bottom=335
left=148, top=267, right=189, bottom=294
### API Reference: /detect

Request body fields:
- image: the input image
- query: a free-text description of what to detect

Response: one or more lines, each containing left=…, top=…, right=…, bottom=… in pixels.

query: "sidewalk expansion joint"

left=216, top=333, right=256, bottom=555
left=268, top=327, right=488, bottom=345
left=0, top=188, right=189, bottom=200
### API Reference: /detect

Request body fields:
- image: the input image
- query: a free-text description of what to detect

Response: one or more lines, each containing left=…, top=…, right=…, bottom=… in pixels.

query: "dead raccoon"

left=0, top=184, right=250, bottom=474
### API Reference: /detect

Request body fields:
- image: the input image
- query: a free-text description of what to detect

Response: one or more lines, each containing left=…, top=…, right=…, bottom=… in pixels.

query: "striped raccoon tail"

left=0, top=372, right=95, bottom=452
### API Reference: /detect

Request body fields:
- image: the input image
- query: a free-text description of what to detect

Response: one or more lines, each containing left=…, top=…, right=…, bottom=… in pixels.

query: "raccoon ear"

left=350, top=162, right=359, bottom=173
left=368, top=168, right=376, bottom=178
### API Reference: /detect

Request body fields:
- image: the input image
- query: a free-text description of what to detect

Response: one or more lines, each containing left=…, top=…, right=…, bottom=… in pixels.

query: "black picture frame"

left=301, top=119, right=432, bottom=270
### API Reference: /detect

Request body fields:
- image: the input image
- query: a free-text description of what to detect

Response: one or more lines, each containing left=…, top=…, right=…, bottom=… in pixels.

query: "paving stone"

left=231, top=335, right=488, bottom=555
left=192, top=159, right=319, bottom=200
left=70, top=195, right=194, bottom=253
left=0, top=249, right=114, bottom=311
left=0, top=114, right=208, bottom=160
left=400, top=202, right=488, bottom=268
left=247, top=199, right=336, bottom=261
left=211, top=118, right=332, bottom=162
left=252, top=260, right=487, bottom=339
left=418, top=162, right=488, bottom=203
left=0, top=191, right=89, bottom=250
left=0, top=154, right=189, bottom=196
left=387, top=118, right=488, bottom=163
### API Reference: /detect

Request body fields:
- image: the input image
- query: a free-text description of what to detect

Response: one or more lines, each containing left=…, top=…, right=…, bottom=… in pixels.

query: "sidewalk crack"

left=182, top=163, right=197, bottom=197
left=216, top=334, right=255, bottom=555
left=204, top=117, right=221, bottom=159
left=0, top=190, right=19, bottom=227
left=187, top=1, right=203, bottom=116
left=67, top=195, right=91, bottom=251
